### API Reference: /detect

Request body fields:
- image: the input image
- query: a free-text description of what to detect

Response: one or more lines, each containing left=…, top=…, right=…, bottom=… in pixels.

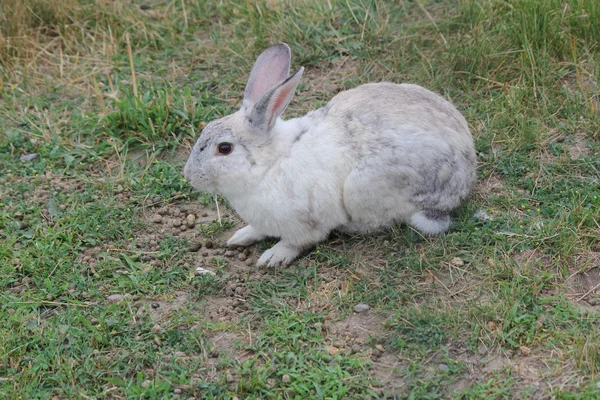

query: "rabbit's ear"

left=246, top=67, right=304, bottom=132
left=243, top=43, right=291, bottom=106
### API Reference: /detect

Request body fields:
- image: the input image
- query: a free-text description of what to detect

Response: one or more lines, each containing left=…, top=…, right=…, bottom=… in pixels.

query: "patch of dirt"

left=472, top=173, right=505, bottom=199
left=370, top=353, right=407, bottom=394
left=513, top=249, right=553, bottom=271
left=199, top=330, right=252, bottom=384
left=328, top=311, right=389, bottom=341
left=561, top=70, right=599, bottom=94
left=414, top=256, right=486, bottom=307
left=136, top=199, right=256, bottom=272
left=302, top=56, right=362, bottom=100
left=135, top=290, right=189, bottom=322
left=320, top=309, right=562, bottom=398
left=451, top=344, right=566, bottom=398
left=206, top=330, right=250, bottom=363
left=135, top=199, right=269, bottom=323
left=567, top=136, right=591, bottom=160
left=539, top=147, right=560, bottom=165
left=564, top=252, right=600, bottom=309
left=323, top=310, right=408, bottom=394
left=203, top=292, right=246, bottom=323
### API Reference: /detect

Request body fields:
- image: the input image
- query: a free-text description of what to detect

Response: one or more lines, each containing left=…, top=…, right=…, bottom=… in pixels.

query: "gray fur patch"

left=249, top=90, right=274, bottom=130
left=303, top=189, right=320, bottom=230
left=238, top=143, right=257, bottom=166
left=293, top=125, right=309, bottom=143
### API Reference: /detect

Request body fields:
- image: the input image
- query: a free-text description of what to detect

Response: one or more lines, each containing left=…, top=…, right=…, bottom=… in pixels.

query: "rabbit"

left=183, top=43, right=476, bottom=268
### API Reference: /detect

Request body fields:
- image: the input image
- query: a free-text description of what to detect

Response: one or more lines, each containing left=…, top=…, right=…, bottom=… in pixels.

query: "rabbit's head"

left=183, top=43, right=303, bottom=194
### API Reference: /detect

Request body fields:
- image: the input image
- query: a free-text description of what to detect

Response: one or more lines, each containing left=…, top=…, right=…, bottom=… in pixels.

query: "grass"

left=1, top=0, right=600, bottom=398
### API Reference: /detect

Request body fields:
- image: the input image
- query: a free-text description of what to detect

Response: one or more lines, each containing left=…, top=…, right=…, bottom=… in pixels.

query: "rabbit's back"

left=325, top=82, right=470, bottom=142
left=311, top=82, right=476, bottom=233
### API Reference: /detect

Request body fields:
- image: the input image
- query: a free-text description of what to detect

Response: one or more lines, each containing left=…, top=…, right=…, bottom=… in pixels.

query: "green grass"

left=1, top=0, right=600, bottom=398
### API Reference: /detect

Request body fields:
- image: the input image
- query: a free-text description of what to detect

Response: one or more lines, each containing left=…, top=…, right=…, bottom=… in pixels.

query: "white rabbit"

left=183, top=43, right=476, bottom=267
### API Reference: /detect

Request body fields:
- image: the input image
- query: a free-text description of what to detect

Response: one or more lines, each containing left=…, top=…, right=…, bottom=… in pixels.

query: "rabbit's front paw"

left=257, top=241, right=302, bottom=267
left=227, top=225, right=267, bottom=247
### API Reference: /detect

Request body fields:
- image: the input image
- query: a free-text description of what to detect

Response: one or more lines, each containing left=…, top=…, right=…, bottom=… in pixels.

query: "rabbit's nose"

left=183, top=160, right=192, bottom=182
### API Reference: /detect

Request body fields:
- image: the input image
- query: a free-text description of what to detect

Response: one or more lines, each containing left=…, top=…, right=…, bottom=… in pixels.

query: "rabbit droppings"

left=183, top=43, right=476, bottom=268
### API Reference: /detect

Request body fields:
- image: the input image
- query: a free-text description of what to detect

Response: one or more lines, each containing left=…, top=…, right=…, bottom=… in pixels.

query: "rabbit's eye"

left=217, top=142, right=233, bottom=155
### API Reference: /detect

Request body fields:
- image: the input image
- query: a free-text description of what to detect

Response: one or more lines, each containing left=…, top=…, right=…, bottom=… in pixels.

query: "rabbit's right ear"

left=243, top=43, right=291, bottom=108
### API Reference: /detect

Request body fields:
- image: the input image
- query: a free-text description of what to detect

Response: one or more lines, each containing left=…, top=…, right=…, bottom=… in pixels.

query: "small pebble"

left=106, top=294, right=126, bottom=303
left=174, top=388, right=182, bottom=394
left=226, top=373, right=234, bottom=383
left=519, top=345, right=531, bottom=356
left=451, top=257, right=464, bottom=267
left=186, top=214, right=196, bottom=228
left=282, top=374, right=291, bottom=383
left=152, top=215, right=163, bottom=224
left=237, top=253, right=247, bottom=261
left=151, top=324, right=162, bottom=334
left=354, top=303, right=370, bottom=313
left=20, top=153, right=38, bottom=161
left=195, top=267, right=216, bottom=276
left=141, top=380, right=151, bottom=388
left=189, top=242, right=202, bottom=252
left=245, top=258, right=254, bottom=266
left=151, top=303, right=160, bottom=309
left=438, top=363, right=449, bottom=371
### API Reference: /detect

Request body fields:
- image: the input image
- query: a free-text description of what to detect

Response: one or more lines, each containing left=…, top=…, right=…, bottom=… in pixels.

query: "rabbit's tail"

left=410, top=210, right=450, bottom=235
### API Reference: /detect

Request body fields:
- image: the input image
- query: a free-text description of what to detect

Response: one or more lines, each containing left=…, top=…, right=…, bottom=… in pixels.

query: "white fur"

left=183, top=44, right=476, bottom=267
left=409, top=212, right=450, bottom=235
left=227, top=225, right=267, bottom=247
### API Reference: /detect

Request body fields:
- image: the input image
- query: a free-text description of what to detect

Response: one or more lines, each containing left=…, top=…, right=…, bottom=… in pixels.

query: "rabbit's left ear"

left=245, top=67, right=304, bottom=133
left=243, top=43, right=291, bottom=106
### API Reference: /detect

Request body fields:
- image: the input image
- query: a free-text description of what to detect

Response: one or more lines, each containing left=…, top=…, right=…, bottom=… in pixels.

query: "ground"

left=1, top=0, right=600, bottom=399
